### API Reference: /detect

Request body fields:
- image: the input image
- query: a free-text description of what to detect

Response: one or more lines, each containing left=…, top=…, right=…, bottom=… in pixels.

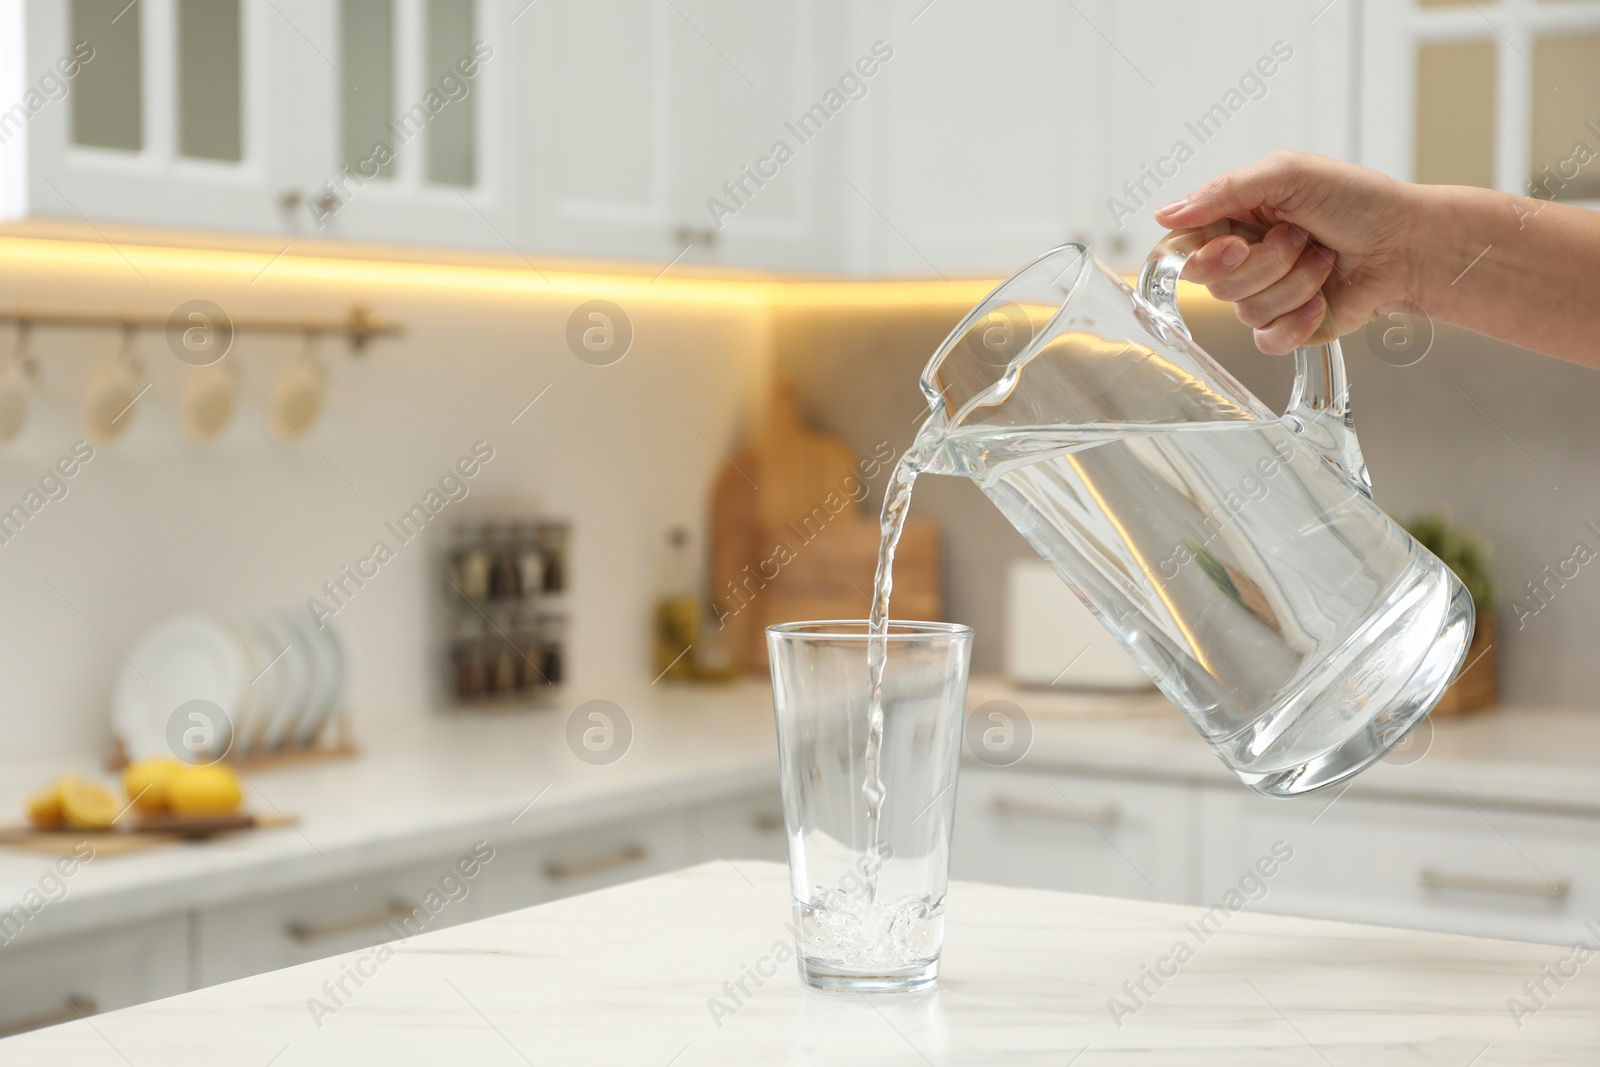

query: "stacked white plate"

left=113, top=608, right=348, bottom=763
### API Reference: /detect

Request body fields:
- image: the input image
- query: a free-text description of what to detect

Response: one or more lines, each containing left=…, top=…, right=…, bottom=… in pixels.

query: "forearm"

left=1415, top=185, right=1600, bottom=369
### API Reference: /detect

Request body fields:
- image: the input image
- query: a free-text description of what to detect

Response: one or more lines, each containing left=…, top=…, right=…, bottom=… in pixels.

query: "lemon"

left=122, top=757, right=186, bottom=814
left=59, top=776, right=120, bottom=829
left=25, top=782, right=63, bottom=828
left=165, top=764, right=243, bottom=817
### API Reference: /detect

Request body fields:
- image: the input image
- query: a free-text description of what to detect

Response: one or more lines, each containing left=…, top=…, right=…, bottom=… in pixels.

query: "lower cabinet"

left=0, top=915, right=188, bottom=1038
left=472, top=813, right=692, bottom=919
left=951, top=767, right=1200, bottom=904
left=951, top=765, right=1600, bottom=948
left=1201, top=789, right=1600, bottom=946
left=683, top=790, right=788, bottom=865
left=194, top=854, right=494, bottom=987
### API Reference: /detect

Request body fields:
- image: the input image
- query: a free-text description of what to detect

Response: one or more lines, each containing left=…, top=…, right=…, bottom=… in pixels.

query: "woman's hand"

left=1154, top=151, right=1426, bottom=355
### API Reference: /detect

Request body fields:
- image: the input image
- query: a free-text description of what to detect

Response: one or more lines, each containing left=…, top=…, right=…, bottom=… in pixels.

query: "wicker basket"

left=1431, top=612, right=1498, bottom=717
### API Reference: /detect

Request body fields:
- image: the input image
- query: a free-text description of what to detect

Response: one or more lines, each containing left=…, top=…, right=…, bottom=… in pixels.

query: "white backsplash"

left=0, top=239, right=771, bottom=756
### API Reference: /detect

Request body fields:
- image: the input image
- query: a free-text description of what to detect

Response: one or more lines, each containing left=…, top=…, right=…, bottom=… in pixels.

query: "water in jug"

left=870, top=228, right=1474, bottom=798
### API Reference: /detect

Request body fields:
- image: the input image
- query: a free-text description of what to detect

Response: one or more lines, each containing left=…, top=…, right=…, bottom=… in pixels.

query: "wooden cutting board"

left=710, top=379, right=943, bottom=671
left=0, top=812, right=295, bottom=856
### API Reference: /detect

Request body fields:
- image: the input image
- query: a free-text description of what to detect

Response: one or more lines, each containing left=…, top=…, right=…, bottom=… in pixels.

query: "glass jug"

left=913, top=228, right=1473, bottom=797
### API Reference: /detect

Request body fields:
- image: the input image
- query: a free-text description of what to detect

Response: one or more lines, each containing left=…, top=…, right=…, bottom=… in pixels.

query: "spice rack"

left=441, top=513, right=570, bottom=707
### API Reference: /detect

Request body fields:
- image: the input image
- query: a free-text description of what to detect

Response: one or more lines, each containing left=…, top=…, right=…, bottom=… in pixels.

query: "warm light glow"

left=0, top=233, right=1213, bottom=313
left=0, top=236, right=769, bottom=307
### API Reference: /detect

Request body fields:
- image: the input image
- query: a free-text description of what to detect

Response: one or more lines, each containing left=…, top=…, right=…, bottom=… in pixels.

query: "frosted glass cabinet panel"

left=425, top=0, right=476, bottom=185
left=70, top=0, right=142, bottom=151
left=341, top=0, right=397, bottom=180
left=1413, top=40, right=1497, bottom=189
left=176, top=0, right=242, bottom=162
left=1530, top=33, right=1600, bottom=201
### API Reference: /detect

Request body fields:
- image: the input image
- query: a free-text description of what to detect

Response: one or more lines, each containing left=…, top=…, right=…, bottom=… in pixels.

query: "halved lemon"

left=59, top=776, right=120, bottom=829
left=25, top=782, right=63, bottom=828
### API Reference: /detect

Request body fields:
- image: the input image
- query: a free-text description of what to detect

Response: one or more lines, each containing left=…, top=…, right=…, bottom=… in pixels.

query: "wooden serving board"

left=0, top=811, right=295, bottom=856
left=711, top=379, right=943, bottom=671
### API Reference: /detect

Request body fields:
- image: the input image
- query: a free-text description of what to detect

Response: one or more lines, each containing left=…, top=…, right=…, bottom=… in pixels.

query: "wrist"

left=1409, top=184, right=1517, bottom=321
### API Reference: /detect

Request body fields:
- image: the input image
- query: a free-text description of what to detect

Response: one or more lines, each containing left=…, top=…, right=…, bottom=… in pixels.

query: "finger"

left=1195, top=223, right=1308, bottom=299
left=1234, top=241, right=1336, bottom=330
left=1253, top=295, right=1326, bottom=356
left=1154, top=150, right=1306, bottom=229
left=1179, top=235, right=1252, bottom=286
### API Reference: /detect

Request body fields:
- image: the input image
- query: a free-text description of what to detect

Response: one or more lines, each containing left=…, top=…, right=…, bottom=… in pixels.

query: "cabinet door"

left=306, top=0, right=521, bottom=249
left=668, top=0, right=854, bottom=271
left=22, top=0, right=317, bottom=232
left=518, top=0, right=686, bottom=261
left=470, top=813, right=690, bottom=919
left=0, top=915, right=188, bottom=1038
left=194, top=853, right=492, bottom=987
left=1201, top=787, right=1600, bottom=945
left=952, top=766, right=1198, bottom=903
left=862, top=0, right=1097, bottom=276
left=1095, top=0, right=1356, bottom=268
left=685, top=790, right=788, bottom=864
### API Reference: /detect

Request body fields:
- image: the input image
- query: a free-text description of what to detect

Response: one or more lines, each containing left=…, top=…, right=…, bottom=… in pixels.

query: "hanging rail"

left=0, top=304, right=402, bottom=352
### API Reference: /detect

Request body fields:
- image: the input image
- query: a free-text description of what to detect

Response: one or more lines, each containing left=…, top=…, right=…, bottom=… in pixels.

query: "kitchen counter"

left=4, top=860, right=1594, bottom=1064
left=0, top=681, right=780, bottom=946
left=4, top=678, right=1600, bottom=949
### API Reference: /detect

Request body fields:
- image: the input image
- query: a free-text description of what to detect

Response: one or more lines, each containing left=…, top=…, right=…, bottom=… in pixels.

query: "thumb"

left=1153, top=152, right=1303, bottom=229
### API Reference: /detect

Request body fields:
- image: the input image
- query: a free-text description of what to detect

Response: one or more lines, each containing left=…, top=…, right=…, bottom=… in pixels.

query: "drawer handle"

left=285, top=899, right=421, bottom=943
left=991, top=794, right=1121, bottom=826
left=752, top=813, right=785, bottom=834
left=543, top=843, right=647, bottom=883
left=1419, top=868, right=1571, bottom=900
left=0, top=996, right=97, bottom=1038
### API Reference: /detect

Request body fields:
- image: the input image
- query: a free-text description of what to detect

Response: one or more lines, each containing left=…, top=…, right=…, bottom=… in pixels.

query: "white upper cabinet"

left=2, top=0, right=1363, bottom=273
left=515, top=0, right=682, bottom=262
left=15, top=0, right=302, bottom=232
left=856, top=0, right=1097, bottom=277
left=517, top=0, right=853, bottom=270
left=8, top=0, right=516, bottom=244
left=668, top=0, right=855, bottom=272
left=309, top=0, right=518, bottom=250
left=1091, top=0, right=1356, bottom=269
left=1362, top=0, right=1600, bottom=206
left=831, top=0, right=1355, bottom=275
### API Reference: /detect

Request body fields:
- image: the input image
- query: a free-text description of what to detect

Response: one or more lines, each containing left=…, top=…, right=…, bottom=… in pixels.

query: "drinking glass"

left=767, top=620, right=973, bottom=993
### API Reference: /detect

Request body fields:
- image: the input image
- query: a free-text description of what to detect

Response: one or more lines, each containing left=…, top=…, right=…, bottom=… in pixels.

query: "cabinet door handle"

left=1419, top=868, right=1571, bottom=900
left=543, top=843, right=647, bottom=883
left=991, top=794, right=1121, bottom=826
left=0, top=995, right=97, bottom=1038
left=752, top=813, right=785, bottom=834
left=285, top=899, right=421, bottom=943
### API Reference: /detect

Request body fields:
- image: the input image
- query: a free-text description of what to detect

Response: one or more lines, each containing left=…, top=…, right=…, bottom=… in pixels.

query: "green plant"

left=1405, top=513, right=1494, bottom=608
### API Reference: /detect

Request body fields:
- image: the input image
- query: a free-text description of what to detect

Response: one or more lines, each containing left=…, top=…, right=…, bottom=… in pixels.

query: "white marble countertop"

left=4, top=860, right=1595, bottom=1064
left=0, top=681, right=781, bottom=944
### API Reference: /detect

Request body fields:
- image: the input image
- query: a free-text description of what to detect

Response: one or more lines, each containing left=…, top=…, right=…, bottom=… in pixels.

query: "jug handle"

left=1137, top=223, right=1373, bottom=498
